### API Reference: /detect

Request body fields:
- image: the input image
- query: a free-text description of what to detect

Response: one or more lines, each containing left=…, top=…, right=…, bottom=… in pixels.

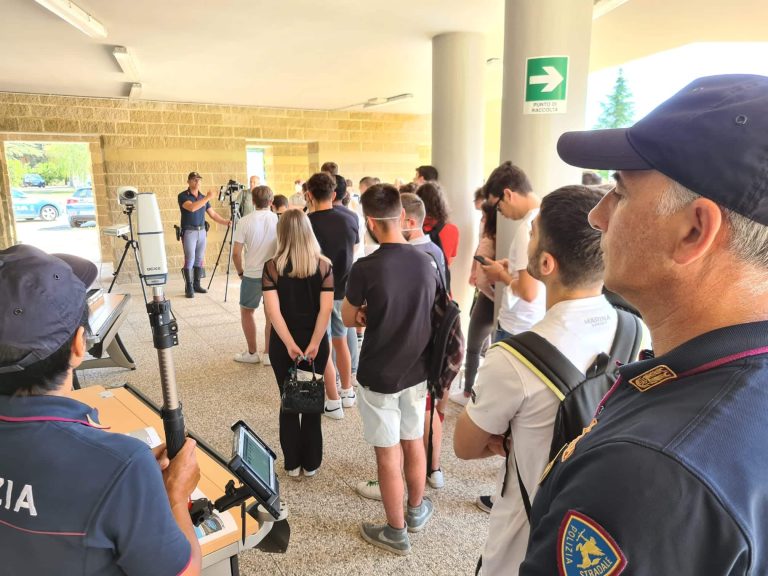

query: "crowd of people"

left=3, top=74, right=768, bottom=575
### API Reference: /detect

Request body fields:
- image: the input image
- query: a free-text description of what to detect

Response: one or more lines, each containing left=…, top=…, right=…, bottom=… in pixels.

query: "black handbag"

left=280, top=360, right=324, bottom=414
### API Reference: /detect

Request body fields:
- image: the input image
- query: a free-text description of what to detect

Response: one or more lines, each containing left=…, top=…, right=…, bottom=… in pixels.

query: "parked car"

left=22, top=173, right=46, bottom=188
left=66, top=187, right=95, bottom=227
left=11, top=188, right=62, bottom=221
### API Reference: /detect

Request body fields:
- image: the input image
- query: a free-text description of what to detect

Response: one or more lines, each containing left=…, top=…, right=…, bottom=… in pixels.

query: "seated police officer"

left=520, top=75, right=768, bottom=575
left=0, top=245, right=202, bottom=575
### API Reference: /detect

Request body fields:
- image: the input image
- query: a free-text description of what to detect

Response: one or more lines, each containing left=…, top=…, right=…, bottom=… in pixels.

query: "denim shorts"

left=239, top=277, right=263, bottom=309
left=327, top=299, right=347, bottom=338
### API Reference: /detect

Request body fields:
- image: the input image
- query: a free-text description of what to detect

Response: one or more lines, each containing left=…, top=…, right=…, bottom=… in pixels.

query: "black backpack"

left=425, top=253, right=464, bottom=474
left=426, top=221, right=452, bottom=294
left=496, top=308, right=643, bottom=519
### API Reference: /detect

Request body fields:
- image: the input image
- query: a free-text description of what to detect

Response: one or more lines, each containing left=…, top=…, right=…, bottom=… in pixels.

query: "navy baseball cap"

left=0, top=245, right=97, bottom=373
left=557, top=74, right=768, bottom=226
left=187, top=171, right=203, bottom=180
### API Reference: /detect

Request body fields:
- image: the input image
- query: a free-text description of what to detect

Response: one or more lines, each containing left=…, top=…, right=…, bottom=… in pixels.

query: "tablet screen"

left=239, top=426, right=275, bottom=489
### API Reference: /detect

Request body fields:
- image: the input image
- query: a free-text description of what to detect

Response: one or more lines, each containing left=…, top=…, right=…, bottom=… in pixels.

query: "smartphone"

left=473, top=255, right=489, bottom=265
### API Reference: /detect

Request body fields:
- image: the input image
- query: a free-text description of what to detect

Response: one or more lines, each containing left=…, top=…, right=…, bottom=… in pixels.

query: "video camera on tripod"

left=207, top=179, right=246, bottom=301
left=218, top=179, right=245, bottom=204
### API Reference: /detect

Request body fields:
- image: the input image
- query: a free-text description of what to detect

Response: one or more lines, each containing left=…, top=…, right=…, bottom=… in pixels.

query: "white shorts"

left=357, top=381, right=428, bottom=448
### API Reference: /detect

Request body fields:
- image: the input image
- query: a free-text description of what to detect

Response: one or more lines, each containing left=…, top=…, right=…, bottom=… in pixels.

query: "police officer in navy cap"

left=0, top=245, right=202, bottom=575
left=178, top=171, right=231, bottom=298
left=520, top=75, right=768, bottom=575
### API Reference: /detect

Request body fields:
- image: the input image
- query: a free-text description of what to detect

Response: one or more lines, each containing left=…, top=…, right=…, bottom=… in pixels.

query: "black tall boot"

left=193, top=266, right=208, bottom=294
left=182, top=268, right=194, bottom=298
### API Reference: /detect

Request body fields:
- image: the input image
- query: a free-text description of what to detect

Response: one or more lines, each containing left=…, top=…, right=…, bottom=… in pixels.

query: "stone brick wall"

left=0, top=93, right=430, bottom=271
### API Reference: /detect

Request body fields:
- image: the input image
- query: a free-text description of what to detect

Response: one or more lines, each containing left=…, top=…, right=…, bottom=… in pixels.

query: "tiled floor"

left=79, top=272, right=500, bottom=576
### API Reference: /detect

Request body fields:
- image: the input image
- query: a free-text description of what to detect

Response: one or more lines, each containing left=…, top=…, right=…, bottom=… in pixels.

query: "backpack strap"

left=493, top=333, right=584, bottom=400
left=494, top=335, right=582, bottom=520
left=606, top=309, right=643, bottom=371
left=492, top=310, right=643, bottom=522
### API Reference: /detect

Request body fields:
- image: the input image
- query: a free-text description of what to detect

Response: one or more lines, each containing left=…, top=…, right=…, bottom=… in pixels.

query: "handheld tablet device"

left=229, top=420, right=281, bottom=520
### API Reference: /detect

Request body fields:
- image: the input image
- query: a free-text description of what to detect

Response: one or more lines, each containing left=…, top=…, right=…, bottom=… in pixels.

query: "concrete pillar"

left=495, top=0, right=593, bottom=309
left=432, top=32, right=486, bottom=312
left=499, top=0, right=593, bottom=192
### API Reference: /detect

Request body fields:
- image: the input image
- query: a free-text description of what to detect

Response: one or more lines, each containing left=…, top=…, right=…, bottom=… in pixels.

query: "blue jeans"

left=493, top=327, right=515, bottom=344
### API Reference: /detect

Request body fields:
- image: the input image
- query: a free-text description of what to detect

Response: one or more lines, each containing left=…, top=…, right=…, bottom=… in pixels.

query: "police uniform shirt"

left=178, top=189, right=209, bottom=229
left=520, top=321, right=768, bottom=576
left=467, top=295, right=618, bottom=576
left=0, top=394, right=191, bottom=575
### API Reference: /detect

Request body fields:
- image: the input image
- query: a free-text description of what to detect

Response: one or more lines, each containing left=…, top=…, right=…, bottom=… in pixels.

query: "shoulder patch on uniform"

left=558, top=510, right=627, bottom=576
left=628, top=364, right=677, bottom=392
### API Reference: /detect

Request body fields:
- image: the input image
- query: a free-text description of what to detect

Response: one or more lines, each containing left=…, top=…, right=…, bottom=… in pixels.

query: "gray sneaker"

left=359, top=522, right=411, bottom=555
left=405, top=496, right=434, bottom=533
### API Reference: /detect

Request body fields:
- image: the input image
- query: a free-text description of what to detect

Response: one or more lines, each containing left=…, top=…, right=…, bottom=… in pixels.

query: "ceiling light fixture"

left=113, top=46, right=139, bottom=81
left=363, top=93, right=414, bottom=108
left=334, top=93, right=414, bottom=111
left=33, top=0, right=107, bottom=38
left=128, top=83, right=142, bottom=100
left=593, top=0, right=630, bottom=19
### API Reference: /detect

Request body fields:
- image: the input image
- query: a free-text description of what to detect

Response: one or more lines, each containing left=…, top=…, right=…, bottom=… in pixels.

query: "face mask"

left=401, top=227, right=421, bottom=241
left=366, top=215, right=399, bottom=245
left=295, top=183, right=303, bottom=193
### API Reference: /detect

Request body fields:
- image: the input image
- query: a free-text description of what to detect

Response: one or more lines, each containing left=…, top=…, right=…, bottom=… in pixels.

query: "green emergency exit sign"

left=524, top=56, right=569, bottom=114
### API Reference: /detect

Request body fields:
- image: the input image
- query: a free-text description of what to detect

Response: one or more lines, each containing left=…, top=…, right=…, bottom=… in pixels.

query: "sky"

left=585, top=42, right=768, bottom=128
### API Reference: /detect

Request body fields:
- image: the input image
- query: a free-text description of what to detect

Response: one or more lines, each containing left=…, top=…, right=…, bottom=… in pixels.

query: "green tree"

left=6, top=142, right=45, bottom=163
left=7, top=158, right=25, bottom=186
left=595, top=68, right=635, bottom=129
left=44, top=143, right=91, bottom=186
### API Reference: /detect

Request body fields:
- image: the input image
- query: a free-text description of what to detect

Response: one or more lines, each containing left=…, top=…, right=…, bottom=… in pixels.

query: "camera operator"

left=178, top=171, right=231, bottom=298
left=0, top=245, right=202, bottom=576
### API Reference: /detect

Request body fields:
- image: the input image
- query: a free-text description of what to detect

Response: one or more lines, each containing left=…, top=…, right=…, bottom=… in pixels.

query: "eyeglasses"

left=493, top=197, right=504, bottom=213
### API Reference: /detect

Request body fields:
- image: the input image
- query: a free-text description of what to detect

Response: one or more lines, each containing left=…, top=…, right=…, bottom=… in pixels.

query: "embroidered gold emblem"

left=561, top=418, right=598, bottom=462
left=539, top=444, right=567, bottom=485
left=629, top=364, right=677, bottom=392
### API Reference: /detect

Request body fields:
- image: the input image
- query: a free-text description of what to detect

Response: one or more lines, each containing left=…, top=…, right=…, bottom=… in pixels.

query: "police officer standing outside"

left=520, top=75, right=768, bottom=575
left=0, top=245, right=202, bottom=575
left=178, top=171, right=231, bottom=298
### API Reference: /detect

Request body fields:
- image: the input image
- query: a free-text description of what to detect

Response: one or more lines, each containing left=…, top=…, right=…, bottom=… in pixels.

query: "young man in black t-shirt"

left=342, top=184, right=437, bottom=555
left=307, top=172, right=359, bottom=418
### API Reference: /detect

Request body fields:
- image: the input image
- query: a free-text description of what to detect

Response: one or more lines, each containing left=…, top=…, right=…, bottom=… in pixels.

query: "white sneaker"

left=234, top=351, right=260, bottom=364
left=356, top=479, right=382, bottom=501
left=449, top=390, right=470, bottom=407
left=262, top=353, right=271, bottom=366
left=427, top=469, right=445, bottom=489
left=340, top=387, right=356, bottom=408
left=323, top=399, right=344, bottom=420
left=287, top=467, right=301, bottom=478
left=303, top=468, right=318, bottom=477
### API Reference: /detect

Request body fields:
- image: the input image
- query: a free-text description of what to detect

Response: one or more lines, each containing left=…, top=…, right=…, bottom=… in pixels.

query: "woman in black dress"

left=262, top=209, right=334, bottom=477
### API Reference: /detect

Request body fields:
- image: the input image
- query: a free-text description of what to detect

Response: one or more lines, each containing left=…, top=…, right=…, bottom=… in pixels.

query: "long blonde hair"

left=274, top=209, right=326, bottom=278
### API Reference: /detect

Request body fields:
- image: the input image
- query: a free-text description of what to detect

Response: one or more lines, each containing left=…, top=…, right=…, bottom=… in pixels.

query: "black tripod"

left=207, top=196, right=239, bottom=302
left=108, top=203, right=149, bottom=305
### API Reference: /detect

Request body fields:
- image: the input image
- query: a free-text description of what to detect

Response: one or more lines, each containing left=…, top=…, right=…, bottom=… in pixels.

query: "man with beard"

left=454, top=185, right=631, bottom=575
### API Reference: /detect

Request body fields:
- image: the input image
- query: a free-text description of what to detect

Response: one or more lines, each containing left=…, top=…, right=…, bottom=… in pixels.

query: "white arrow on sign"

left=529, top=66, right=564, bottom=93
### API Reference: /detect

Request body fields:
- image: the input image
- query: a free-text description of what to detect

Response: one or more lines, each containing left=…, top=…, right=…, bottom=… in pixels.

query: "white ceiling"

left=1, top=0, right=766, bottom=114
left=0, top=0, right=506, bottom=113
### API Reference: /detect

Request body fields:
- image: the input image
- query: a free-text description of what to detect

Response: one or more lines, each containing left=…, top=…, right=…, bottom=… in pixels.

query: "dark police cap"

left=187, top=171, right=203, bottom=180
left=557, top=74, right=768, bottom=226
left=0, top=245, right=97, bottom=373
